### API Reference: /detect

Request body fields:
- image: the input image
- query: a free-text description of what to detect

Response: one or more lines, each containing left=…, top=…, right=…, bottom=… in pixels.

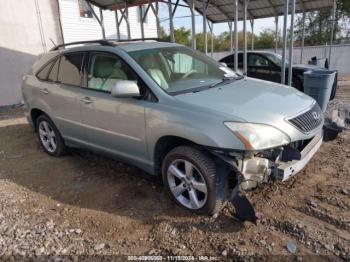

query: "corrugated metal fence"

left=212, top=44, right=350, bottom=75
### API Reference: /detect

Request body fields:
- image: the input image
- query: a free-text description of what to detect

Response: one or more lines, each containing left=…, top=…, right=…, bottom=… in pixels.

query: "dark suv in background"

left=220, top=51, right=338, bottom=99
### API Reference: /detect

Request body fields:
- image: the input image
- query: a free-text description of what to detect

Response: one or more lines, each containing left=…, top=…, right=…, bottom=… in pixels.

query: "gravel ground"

left=0, top=77, right=349, bottom=261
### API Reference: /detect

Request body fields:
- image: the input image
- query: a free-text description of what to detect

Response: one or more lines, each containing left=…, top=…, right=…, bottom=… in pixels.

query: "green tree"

left=294, top=0, right=350, bottom=45
left=174, top=27, right=191, bottom=46
left=159, top=26, right=169, bottom=41
left=159, top=26, right=191, bottom=47
left=215, top=31, right=231, bottom=51
left=254, top=29, right=282, bottom=49
left=195, top=33, right=215, bottom=52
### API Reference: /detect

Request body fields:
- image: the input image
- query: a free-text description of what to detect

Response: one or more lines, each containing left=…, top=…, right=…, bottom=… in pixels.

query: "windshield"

left=129, top=46, right=239, bottom=95
left=264, top=53, right=289, bottom=67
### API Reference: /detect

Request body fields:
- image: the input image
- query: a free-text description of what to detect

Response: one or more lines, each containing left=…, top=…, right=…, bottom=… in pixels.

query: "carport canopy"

left=87, top=0, right=333, bottom=22
left=84, top=0, right=336, bottom=87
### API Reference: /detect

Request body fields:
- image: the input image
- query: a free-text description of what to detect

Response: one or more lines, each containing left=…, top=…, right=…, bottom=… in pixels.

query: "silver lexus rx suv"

left=22, top=40, right=324, bottom=215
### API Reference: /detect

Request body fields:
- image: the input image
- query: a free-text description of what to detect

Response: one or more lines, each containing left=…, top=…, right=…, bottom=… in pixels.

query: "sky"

left=158, top=1, right=293, bottom=36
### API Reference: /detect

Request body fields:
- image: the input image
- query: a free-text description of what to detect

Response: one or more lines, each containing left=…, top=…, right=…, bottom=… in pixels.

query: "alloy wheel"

left=167, top=159, right=208, bottom=209
left=38, top=121, right=57, bottom=153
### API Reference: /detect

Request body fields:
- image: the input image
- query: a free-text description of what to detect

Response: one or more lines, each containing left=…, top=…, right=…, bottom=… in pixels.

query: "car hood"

left=175, top=77, right=317, bottom=139
left=293, top=64, right=324, bottom=71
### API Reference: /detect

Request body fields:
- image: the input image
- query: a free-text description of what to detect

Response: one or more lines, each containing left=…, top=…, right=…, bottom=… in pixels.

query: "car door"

left=37, top=52, right=85, bottom=142
left=247, top=53, right=274, bottom=81
left=79, top=51, right=148, bottom=164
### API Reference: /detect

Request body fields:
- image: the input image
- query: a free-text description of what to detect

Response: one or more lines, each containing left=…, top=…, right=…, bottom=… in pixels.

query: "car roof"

left=224, top=50, right=278, bottom=56
left=116, top=41, right=182, bottom=52
left=220, top=50, right=278, bottom=60
left=49, top=40, right=182, bottom=55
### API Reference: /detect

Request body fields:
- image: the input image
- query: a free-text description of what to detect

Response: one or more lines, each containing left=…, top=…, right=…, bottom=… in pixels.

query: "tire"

left=330, top=74, right=337, bottom=100
left=36, top=114, right=66, bottom=157
left=161, top=146, right=227, bottom=215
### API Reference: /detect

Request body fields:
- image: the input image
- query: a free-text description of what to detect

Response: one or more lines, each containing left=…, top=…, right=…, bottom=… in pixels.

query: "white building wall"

left=0, top=0, right=62, bottom=106
left=58, top=0, right=158, bottom=43
left=0, top=0, right=158, bottom=106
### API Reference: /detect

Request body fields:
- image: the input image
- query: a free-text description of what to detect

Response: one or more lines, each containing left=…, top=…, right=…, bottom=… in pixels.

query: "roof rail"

left=50, top=40, right=115, bottom=51
left=109, top=38, right=164, bottom=43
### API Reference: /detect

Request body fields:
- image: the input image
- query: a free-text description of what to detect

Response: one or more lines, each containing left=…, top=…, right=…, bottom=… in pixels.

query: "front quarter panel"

left=145, top=100, right=247, bottom=162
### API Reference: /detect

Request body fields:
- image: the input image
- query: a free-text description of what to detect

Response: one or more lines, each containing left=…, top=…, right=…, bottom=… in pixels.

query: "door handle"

left=39, top=88, right=49, bottom=94
left=80, top=97, right=93, bottom=104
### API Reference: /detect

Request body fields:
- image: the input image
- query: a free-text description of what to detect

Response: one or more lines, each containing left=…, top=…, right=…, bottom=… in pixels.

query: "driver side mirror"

left=111, top=80, right=140, bottom=98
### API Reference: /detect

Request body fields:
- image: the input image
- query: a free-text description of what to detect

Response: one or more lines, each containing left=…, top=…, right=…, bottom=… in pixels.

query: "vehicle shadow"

left=0, top=123, right=245, bottom=233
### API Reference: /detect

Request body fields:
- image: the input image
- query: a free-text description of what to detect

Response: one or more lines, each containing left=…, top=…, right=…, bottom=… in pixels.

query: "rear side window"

left=37, top=60, right=55, bottom=81
left=47, top=58, right=60, bottom=82
left=58, top=53, right=84, bottom=86
left=248, top=54, right=269, bottom=67
left=220, top=55, right=233, bottom=64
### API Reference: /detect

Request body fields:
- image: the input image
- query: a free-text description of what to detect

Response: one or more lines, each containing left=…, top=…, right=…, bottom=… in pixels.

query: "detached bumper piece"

left=277, top=131, right=323, bottom=181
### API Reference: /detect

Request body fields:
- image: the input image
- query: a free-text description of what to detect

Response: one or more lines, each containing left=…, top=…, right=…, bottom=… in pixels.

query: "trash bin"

left=303, top=69, right=336, bottom=112
left=308, top=56, right=328, bottom=68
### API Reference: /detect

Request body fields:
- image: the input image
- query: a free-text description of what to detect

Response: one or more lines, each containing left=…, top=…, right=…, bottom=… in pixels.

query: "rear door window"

left=58, top=53, right=84, bottom=86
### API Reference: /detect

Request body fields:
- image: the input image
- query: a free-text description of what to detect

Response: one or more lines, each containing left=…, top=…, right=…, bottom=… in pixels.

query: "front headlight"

left=224, top=122, right=291, bottom=150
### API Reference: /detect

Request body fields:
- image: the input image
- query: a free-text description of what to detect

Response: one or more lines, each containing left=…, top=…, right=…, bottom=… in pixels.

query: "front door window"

left=87, top=53, right=138, bottom=93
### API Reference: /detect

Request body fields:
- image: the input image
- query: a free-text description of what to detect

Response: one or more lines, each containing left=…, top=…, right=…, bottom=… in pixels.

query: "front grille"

left=288, top=104, right=323, bottom=133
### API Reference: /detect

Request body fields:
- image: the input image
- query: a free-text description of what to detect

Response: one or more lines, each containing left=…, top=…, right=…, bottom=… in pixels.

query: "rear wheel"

left=36, top=114, right=66, bottom=157
left=162, top=146, right=227, bottom=215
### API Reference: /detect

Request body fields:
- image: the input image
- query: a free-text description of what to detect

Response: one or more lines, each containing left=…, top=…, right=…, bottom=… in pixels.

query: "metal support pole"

left=210, top=22, right=214, bottom=57
left=34, top=0, right=47, bottom=51
left=228, top=22, right=233, bottom=53
left=150, top=1, right=161, bottom=39
left=300, top=11, right=306, bottom=64
left=139, top=5, right=145, bottom=40
left=243, top=0, right=248, bottom=75
left=155, top=1, right=161, bottom=38
left=274, top=16, right=278, bottom=53
left=86, top=2, right=106, bottom=40
left=288, top=0, right=295, bottom=86
left=168, top=0, right=175, bottom=42
left=234, top=0, right=238, bottom=72
left=250, top=19, right=254, bottom=50
left=115, top=11, right=120, bottom=40
left=329, top=0, right=337, bottom=69
left=203, top=0, right=208, bottom=55
left=190, top=0, right=196, bottom=49
left=99, top=8, right=106, bottom=39
left=125, top=3, right=131, bottom=40
left=281, top=0, right=289, bottom=84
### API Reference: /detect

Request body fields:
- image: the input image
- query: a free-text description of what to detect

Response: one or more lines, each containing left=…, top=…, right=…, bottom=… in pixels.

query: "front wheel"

left=162, top=146, right=227, bottom=215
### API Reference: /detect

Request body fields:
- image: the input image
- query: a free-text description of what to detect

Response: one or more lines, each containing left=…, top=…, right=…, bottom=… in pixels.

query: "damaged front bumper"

left=212, top=130, right=323, bottom=190
left=276, top=130, right=323, bottom=181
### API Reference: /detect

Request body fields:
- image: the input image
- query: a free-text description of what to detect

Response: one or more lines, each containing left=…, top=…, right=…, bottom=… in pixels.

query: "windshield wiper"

left=210, top=75, right=244, bottom=88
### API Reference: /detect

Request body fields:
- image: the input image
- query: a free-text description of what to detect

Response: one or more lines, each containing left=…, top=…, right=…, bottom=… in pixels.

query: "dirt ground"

left=0, top=78, right=350, bottom=261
